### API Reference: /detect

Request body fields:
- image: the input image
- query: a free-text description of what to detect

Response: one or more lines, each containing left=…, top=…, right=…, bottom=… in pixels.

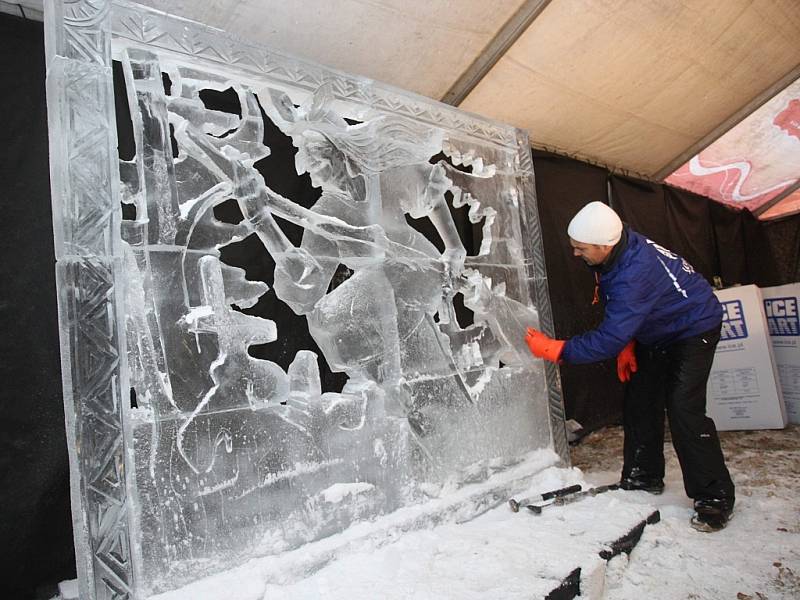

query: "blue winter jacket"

left=560, top=228, right=723, bottom=364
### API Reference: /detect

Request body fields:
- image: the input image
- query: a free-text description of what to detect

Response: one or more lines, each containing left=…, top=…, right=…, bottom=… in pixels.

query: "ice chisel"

left=526, top=482, right=620, bottom=514
left=508, top=484, right=582, bottom=513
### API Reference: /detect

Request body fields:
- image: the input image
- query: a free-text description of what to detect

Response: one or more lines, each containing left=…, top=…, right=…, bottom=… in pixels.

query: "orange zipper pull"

left=592, top=272, right=600, bottom=305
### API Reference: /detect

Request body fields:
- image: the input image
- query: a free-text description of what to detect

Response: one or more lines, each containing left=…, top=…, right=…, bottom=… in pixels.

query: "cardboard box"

left=707, top=285, right=787, bottom=430
left=761, top=283, right=800, bottom=424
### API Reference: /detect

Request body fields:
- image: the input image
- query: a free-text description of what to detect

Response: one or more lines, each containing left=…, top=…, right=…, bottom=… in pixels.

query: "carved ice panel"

left=46, top=1, right=567, bottom=597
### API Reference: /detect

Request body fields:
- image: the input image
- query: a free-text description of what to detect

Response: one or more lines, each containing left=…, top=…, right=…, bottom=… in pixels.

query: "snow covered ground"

left=55, top=424, right=799, bottom=599
left=573, top=424, right=800, bottom=600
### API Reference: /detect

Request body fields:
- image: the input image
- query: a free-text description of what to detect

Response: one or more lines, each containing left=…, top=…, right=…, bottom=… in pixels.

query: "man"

left=526, top=201, right=735, bottom=532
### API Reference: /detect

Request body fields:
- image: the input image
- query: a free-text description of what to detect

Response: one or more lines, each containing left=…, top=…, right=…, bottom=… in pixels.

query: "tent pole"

left=440, top=0, right=552, bottom=107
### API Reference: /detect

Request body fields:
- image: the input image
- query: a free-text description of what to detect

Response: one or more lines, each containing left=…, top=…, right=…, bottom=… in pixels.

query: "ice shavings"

left=320, top=482, right=376, bottom=504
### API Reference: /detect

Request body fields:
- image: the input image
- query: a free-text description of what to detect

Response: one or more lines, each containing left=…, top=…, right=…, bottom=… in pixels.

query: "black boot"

left=619, top=475, right=665, bottom=495
left=691, top=497, right=734, bottom=532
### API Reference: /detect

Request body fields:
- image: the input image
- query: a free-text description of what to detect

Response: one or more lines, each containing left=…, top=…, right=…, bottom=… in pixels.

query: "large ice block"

left=44, top=1, right=568, bottom=597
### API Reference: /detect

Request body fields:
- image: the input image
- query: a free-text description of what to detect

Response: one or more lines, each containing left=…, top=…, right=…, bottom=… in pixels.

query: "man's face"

left=570, top=238, right=613, bottom=266
left=295, top=132, right=352, bottom=191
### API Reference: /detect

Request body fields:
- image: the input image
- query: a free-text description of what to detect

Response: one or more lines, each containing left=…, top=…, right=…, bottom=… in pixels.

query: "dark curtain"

left=532, top=151, right=625, bottom=432
left=708, top=202, right=784, bottom=288
left=0, top=15, right=76, bottom=600
left=610, top=176, right=716, bottom=282
left=762, top=214, right=800, bottom=285
left=739, top=210, right=783, bottom=288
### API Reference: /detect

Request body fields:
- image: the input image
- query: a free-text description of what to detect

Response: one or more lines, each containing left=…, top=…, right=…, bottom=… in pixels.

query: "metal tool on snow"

left=524, top=482, right=620, bottom=514
left=508, top=484, right=582, bottom=513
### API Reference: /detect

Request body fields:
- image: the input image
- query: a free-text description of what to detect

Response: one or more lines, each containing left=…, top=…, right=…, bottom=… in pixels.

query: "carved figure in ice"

left=461, top=270, right=541, bottom=367
left=260, top=87, right=467, bottom=410
left=176, top=255, right=288, bottom=473
left=109, top=41, right=552, bottom=594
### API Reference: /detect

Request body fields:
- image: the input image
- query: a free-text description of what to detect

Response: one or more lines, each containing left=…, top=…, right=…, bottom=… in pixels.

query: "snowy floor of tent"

left=55, top=424, right=799, bottom=600
left=249, top=480, right=658, bottom=600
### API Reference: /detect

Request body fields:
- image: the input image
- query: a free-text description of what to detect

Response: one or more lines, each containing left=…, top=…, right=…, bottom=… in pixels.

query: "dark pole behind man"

left=526, top=201, right=735, bottom=532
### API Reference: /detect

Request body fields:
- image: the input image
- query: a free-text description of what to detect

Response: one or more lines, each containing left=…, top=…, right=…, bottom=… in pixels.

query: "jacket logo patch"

left=646, top=239, right=695, bottom=274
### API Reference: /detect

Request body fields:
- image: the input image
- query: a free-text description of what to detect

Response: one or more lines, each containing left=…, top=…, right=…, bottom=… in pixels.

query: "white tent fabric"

left=131, top=0, right=532, bottom=101
left=7, top=0, right=800, bottom=218
left=459, top=0, right=800, bottom=184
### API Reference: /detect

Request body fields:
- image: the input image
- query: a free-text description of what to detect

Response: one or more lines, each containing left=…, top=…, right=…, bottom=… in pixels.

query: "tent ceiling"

left=131, top=0, right=533, bottom=101
left=8, top=0, right=800, bottom=219
left=459, top=1, right=800, bottom=182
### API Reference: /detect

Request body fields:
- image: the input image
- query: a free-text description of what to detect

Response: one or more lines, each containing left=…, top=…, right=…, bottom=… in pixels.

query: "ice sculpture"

left=44, top=1, right=567, bottom=598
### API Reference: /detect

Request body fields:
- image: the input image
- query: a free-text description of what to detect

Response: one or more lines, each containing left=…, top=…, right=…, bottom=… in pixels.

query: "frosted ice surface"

left=47, top=9, right=557, bottom=594
left=116, top=54, right=554, bottom=592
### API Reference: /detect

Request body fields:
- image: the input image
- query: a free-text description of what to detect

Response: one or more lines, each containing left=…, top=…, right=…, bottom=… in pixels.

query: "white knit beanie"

left=567, top=201, right=623, bottom=245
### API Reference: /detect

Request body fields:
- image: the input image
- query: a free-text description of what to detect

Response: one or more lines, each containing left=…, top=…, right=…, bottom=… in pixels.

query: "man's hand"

left=525, top=327, right=565, bottom=363
left=616, top=340, right=638, bottom=382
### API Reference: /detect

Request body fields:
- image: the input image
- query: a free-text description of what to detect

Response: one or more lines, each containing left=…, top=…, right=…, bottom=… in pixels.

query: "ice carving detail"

left=45, top=3, right=564, bottom=597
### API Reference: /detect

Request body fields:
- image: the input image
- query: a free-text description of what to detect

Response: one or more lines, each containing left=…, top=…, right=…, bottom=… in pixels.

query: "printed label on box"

left=720, top=300, right=748, bottom=340
left=708, top=285, right=786, bottom=430
left=762, top=284, right=800, bottom=424
left=764, top=296, right=799, bottom=336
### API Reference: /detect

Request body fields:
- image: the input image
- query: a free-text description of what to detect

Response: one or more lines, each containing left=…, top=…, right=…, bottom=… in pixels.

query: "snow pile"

left=54, top=425, right=799, bottom=599
left=147, top=459, right=656, bottom=600
left=576, top=425, right=800, bottom=600
left=320, top=482, right=376, bottom=504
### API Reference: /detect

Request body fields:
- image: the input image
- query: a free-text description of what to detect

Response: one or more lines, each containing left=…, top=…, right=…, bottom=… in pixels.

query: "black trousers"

left=622, top=324, right=735, bottom=502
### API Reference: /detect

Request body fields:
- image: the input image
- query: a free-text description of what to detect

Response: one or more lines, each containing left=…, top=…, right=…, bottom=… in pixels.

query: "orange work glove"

left=525, top=327, right=565, bottom=363
left=616, top=340, right=638, bottom=382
